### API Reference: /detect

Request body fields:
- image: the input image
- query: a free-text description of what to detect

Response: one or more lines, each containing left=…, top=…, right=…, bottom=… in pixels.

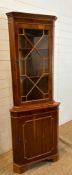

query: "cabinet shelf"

left=19, top=57, right=48, bottom=62
left=18, top=29, right=48, bottom=37
left=19, top=48, right=48, bottom=50
left=20, top=73, right=49, bottom=78
left=19, top=48, right=31, bottom=50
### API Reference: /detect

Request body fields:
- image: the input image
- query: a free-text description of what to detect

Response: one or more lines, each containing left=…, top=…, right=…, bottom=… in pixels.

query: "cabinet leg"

left=52, top=156, right=59, bottom=162
left=46, top=154, right=59, bottom=162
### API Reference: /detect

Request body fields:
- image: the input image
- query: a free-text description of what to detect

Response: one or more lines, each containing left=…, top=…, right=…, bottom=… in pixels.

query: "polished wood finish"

left=6, top=12, right=60, bottom=173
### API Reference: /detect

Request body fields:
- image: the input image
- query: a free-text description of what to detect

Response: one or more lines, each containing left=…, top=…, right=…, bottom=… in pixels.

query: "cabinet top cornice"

left=6, top=11, right=57, bottom=21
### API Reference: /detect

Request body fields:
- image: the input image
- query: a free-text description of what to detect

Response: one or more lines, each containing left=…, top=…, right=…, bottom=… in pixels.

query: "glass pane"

left=19, top=35, right=32, bottom=49
left=37, top=75, right=48, bottom=93
left=19, top=59, right=25, bottom=75
left=43, top=58, right=48, bottom=73
left=26, top=50, right=43, bottom=76
left=37, top=49, right=48, bottom=58
left=36, top=35, right=48, bottom=49
left=20, top=76, right=33, bottom=96
left=27, top=87, right=43, bottom=101
left=18, top=28, right=49, bottom=102
left=25, top=29, right=43, bottom=45
left=30, top=76, right=40, bottom=83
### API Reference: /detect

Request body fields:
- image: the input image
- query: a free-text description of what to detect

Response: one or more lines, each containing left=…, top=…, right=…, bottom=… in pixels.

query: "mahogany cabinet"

left=6, top=12, right=60, bottom=173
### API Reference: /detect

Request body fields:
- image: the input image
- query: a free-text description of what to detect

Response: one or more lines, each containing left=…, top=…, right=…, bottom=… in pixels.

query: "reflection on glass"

left=18, top=28, right=49, bottom=101
left=26, top=50, right=43, bottom=76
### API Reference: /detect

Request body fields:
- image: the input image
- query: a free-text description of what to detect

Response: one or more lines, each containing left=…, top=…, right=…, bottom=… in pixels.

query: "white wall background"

left=0, top=0, right=72, bottom=154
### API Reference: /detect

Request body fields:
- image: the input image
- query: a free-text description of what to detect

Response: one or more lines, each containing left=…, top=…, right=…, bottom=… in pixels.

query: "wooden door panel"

left=23, top=118, right=42, bottom=159
left=22, top=113, right=56, bottom=160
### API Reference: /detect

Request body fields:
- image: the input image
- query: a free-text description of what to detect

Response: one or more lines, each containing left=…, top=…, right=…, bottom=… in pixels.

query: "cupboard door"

left=22, top=111, right=57, bottom=161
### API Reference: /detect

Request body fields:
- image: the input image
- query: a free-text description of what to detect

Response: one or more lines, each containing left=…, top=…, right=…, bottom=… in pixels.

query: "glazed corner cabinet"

left=6, top=12, right=60, bottom=173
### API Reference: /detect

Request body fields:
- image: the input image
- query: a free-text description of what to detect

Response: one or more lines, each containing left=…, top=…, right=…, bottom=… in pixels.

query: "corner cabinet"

left=6, top=12, right=60, bottom=173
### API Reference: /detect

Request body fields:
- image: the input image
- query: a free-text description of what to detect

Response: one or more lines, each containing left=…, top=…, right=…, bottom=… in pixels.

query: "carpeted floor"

left=0, top=120, right=72, bottom=175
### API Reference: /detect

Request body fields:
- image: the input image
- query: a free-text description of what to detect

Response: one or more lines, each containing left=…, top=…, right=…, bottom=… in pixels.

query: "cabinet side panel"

left=8, top=17, right=21, bottom=105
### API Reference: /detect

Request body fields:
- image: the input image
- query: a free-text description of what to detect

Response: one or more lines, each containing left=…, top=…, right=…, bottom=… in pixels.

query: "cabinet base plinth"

left=13, top=163, right=25, bottom=174
left=13, top=154, right=59, bottom=173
